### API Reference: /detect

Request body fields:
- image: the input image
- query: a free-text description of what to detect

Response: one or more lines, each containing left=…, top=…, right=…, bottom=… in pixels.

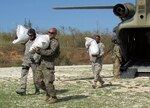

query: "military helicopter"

left=53, top=0, right=150, bottom=78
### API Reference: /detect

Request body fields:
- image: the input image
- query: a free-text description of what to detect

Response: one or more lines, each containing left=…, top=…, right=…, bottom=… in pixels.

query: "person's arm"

left=33, top=53, right=41, bottom=63
left=36, top=39, right=59, bottom=56
left=99, top=43, right=105, bottom=57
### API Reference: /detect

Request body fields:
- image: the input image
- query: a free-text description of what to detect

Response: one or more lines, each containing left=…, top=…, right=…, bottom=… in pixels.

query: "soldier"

left=112, top=37, right=122, bottom=79
left=90, top=34, right=105, bottom=89
left=16, top=28, right=45, bottom=95
left=33, top=28, right=60, bottom=104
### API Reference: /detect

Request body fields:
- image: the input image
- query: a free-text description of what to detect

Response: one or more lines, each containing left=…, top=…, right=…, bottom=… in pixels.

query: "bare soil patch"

left=0, top=64, right=150, bottom=93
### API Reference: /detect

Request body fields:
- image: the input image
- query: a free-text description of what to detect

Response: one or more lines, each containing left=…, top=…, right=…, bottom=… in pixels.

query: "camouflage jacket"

left=22, top=40, right=39, bottom=66
left=37, top=38, right=60, bottom=64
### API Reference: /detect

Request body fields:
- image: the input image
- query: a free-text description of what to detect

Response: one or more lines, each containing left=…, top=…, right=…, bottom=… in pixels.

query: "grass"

left=0, top=75, right=150, bottom=108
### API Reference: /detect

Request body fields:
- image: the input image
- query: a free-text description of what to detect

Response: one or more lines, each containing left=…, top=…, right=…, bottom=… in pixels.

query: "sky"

left=0, top=0, right=135, bottom=33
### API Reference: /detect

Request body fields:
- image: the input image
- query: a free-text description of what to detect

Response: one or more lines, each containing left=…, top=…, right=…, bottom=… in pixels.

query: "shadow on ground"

left=58, top=95, right=88, bottom=102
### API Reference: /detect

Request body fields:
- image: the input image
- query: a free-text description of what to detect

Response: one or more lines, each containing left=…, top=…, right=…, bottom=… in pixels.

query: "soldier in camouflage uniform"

left=112, top=37, right=122, bottom=79
left=16, top=28, right=45, bottom=95
left=34, top=28, right=60, bottom=104
left=90, top=34, right=105, bottom=89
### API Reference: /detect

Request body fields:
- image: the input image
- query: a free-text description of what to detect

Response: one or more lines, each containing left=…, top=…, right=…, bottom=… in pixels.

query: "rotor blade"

left=53, top=6, right=114, bottom=10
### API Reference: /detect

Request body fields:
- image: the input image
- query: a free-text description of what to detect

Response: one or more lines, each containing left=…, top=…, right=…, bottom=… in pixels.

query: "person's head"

left=113, top=26, right=117, bottom=33
left=27, top=28, right=36, bottom=40
left=111, top=36, right=119, bottom=44
left=48, top=28, right=57, bottom=39
left=93, top=34, right=101, bottom=43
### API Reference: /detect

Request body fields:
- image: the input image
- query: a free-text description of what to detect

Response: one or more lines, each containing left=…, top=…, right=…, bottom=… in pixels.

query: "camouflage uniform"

left=16, top=40, right=41, bottom=94
left=35, top=38, right=60, bottom=99
left=91, top=42, right=105, bottom=88
left=112, top=43, right=122, bottom=78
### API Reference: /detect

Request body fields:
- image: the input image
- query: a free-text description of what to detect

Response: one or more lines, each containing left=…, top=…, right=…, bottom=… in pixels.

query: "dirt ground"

left=0, top=64, right=150, bottom=93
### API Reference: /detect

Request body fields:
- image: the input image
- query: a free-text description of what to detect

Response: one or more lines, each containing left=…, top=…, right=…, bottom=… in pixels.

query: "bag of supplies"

left=12, top=25, right=28, bottom=44
left=85, top=37, right=99, bottom=56
left=29, top=34, right=50, bottom=52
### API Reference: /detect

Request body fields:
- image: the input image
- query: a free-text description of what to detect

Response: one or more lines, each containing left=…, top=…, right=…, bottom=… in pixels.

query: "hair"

left=93, top=34, right=101, bottom=39
left=27, top=28, right=36, bottom=35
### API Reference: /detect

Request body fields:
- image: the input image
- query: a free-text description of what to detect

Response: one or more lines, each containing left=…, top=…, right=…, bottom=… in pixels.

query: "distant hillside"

left=0, top=31, right=113, bottom=67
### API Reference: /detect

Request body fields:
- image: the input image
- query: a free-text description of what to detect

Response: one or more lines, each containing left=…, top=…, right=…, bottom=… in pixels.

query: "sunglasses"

left=48, top=32, right=56, bottom=34
left=28, top=34, right=34, bottom=37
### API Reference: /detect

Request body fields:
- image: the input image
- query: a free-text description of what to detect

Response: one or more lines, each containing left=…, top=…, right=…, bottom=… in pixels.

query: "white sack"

left=29, top=34, right=50, bottom=52
left=85, top=37, right=99, bottom=56
left=12, top=25, right=28, bottom=44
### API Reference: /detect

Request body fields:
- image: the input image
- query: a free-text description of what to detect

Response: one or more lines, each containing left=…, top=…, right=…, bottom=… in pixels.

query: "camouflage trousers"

left=92, top=62, right=104, bottom=83
left=19, top=64, right=38, bottom=90
left=113, top=58, right=121, bottom=78
left=35, top=62, right=56, bottom=97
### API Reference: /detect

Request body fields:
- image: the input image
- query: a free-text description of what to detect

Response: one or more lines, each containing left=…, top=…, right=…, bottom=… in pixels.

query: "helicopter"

left=53, top=0, right=150, bottom=78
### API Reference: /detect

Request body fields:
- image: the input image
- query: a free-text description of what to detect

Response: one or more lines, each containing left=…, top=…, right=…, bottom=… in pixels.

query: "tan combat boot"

left=44, top=96, right=50, bottom=102
left=35, top=89, right=40, bottom=95
left=16, top=88, right=26, bottom=96
left=48, top=96, right=57, bottom=104
left=92, top=81, right=97, bottom=89
left=99, top=80, right=105, bottom=88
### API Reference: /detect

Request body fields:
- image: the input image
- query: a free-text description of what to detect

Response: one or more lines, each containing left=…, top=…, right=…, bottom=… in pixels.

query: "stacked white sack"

left=29, top=34, right=50, bottom=53
left=85, top=37, right=99, bottom=57
left=12, top=25, right=28, bottom=44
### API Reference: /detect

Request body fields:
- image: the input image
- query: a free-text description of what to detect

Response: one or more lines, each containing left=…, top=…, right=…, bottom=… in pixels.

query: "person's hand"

left=32, top=47, right=41, bottom=54
left=30, top=57, right=35, bottom=63
left=86, top=43, right=91, bottom=49
left=92, top=54, right=98, bottom=57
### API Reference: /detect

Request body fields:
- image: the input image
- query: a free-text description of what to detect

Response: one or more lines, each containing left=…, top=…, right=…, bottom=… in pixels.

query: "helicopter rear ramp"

left=121, top=60, right=150, bottom=78
left=118, top=27, right=150, bottom=78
